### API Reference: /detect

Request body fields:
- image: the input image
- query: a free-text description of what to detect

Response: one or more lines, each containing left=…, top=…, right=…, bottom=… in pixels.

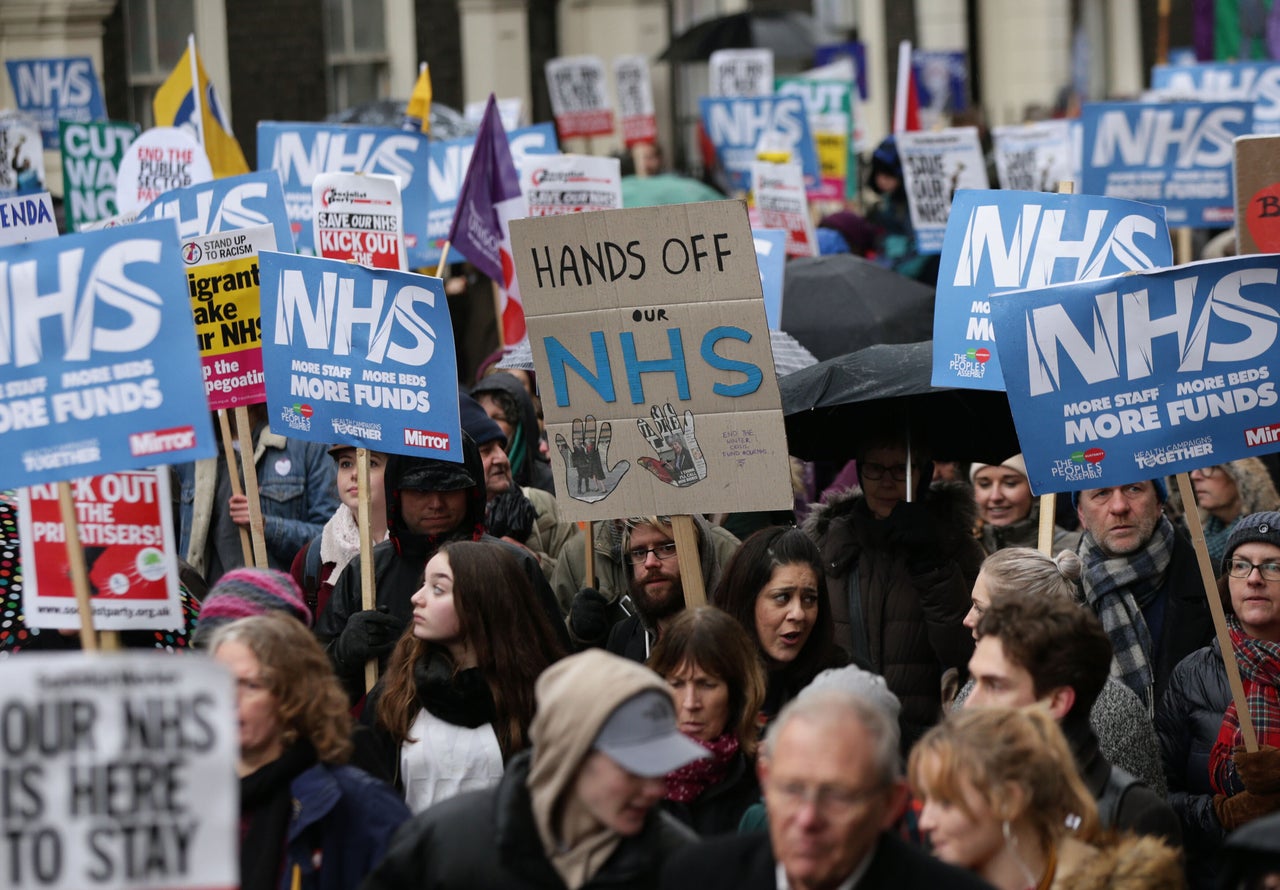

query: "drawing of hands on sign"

left=554, top=416, right=630, bottom=504
left=636, top=404, right=707, bottom=487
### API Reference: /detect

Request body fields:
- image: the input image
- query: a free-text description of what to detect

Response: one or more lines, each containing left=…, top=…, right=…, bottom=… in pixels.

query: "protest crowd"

left=5, top=11, right=1280, bottom=890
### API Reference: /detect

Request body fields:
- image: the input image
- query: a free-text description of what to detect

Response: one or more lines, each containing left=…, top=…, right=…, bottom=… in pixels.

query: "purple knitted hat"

left=191, top=568, right=312, bottom=647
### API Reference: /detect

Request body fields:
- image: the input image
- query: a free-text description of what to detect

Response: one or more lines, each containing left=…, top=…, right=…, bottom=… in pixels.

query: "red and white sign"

left=113, top=127, right=213, bottom=214
left=312, top=171, right=406, bottom=271
left=710, top=49, right=775, bottom=97
left=546, top=55, right=615, bottom=139
left=614, top=55, right=658, bottom=146
left=752, top=161, right=817, bottom=257
left=520, top=154, right=622, bottom=216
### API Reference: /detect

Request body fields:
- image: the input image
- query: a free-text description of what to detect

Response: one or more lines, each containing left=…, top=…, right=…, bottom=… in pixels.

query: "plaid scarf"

left=1228, top=614, right=1280, bottom=749
left=1079, top=516, right=1176, bottom=713
left=664, top=732, right=739, bottom=804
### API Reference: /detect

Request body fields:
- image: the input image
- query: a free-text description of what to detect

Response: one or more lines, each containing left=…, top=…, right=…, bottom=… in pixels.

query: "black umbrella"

left=780, top=340, right=1020, bottom=464
left=324, top=100, right=478, bottom=140
left=659, top=11, right=839, bottom=63
left=781, top=254, right=936, bottom=362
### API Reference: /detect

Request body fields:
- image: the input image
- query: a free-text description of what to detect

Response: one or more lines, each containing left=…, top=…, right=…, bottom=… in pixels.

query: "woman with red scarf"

left=647, top=606, right=766, bottom=836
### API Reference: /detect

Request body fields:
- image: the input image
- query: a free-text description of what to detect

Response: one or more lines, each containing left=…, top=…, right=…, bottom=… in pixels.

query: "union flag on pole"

left=153, top=35, right=249, bottom=178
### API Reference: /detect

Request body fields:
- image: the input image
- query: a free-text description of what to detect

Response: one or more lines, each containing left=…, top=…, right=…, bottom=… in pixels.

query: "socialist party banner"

left=545, top=56, right=615, bottom=139
left=136, top=168, right=294, bottom=254
left=183, top=224, right=276, bottom=409
left=932, top=190, right=1173, bottom=390
left=258, top=252, right=462, bottom=461
left=1080, top=100, right=1252, bottom=228
left=1152, top=61, right=1280, bottom=135
left=60, top=120, right=139, bottom=232
left=992, top=120, right=1080, bottom=192
left=751, top=162, right=817, bottom=257
left=0, top=219, right=216, bottom=489
left=312, top=171, right=405, bottom=270
left=700, top=96, right=821, bottom=194
left=5, top=56, right=107, bottom=149
left=19, top=470, right=184, bottom=631
left=257, top=122, right=430, bottom=267
left=0, top=192, right=58, bottom=247
left=614, top=56, right=658, bottom=146
left=0, top=112, right=46, bottom=197
left=896, top=128, right=989, bottom=254
left=113, top=127, right=213, bottom=215
left=520, top=154, right=622, bottom=216
left=0, top=652, right=237, bottom=890
left=775, top=77, right=858, bottom=201
left=989, top=254, right=1280, bottom=494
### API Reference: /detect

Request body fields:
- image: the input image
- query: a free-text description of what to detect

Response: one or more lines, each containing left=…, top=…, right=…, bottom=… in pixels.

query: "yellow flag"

left=153, top=40, right=249, bottom=178
left=405, top=63, right=432, bottom=134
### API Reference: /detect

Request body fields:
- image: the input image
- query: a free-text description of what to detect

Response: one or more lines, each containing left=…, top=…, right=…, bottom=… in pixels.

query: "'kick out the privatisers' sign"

left=258, top=252, right=462, bottom=461
left=520, top=154, right=622, bottom=216
left=751, top=161, right=817, bottom=257
left=60, top=120, right=139, bottom=232
left=1081, top=100, right=1253, bottom=228
left=0, top=220, right=215, bottom=490
left=932, top=189, right=1173, bottom=390
left=989, top=254, right=1280, bottom=494
left=312, top=171, right=405, bottom=270
left=896, top=127, right=989, bottom=254
left=18, top=470, right=184, bottom=631
left=545, top=55, right=615, bottom=139
left=135, top=169, right=295, bottom=255
left=0, top=652, right=237, bottom=890
left=510, top=200, right=794, bottom=522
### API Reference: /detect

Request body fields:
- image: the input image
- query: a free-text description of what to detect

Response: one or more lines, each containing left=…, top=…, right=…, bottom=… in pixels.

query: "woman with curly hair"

left=209, top=614, right=409, bottom=890
left=368, top=540, right=566, bottom=812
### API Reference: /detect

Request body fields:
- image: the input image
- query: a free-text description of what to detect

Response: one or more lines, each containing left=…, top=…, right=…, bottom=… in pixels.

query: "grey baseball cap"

left=592, top=689, right=709, bottom=777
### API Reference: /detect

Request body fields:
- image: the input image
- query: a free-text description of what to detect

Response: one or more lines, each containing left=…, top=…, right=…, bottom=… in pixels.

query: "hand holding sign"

left=636, top=404, right=707, bottom=487
left=555, top=415, right=629, bottom=503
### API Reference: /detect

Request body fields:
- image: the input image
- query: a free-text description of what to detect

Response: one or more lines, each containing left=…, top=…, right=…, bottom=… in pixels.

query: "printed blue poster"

left=813, top=42, right=868, bottom=99
left=989, top=255, right=1280, bottom=495
left=0, top=219, right=216, bottom=488
left=5, top=57, right=106, bottom=150
left=912, top=50, right=968, bottom=130
left=700, top=96, right=821, bottom=194
left=1152, top=61, right=1280, bottom=135
left=135, top=169, right=295, bottom=252
left=1081, top=100, right=1253, bottom=228
left=933, top=190, right=1173, bottom=391
left=752, top=228, right=787, bottom=330
left=258, top=252, right=462, bottom=463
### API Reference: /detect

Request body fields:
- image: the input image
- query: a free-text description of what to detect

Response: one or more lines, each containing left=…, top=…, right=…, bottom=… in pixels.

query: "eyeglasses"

left=1228, top=558, right=1280, bottom=582
left=1192, top=465, right=1223, bottom=478
left=626, top=541, right=678, bottom=565
left=860, top=462, right=909, bottom=482
left=768, top=779, right=884, bottom=816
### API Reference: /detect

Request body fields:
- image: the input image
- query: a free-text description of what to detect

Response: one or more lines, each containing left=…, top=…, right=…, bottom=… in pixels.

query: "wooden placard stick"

left=1037, top=179, right=1077, bottom=555
left=357, top=447, right=379, bottom=693
left=672, top=515, right=706, bottom=607
left=631, top=145, right=649, bottom=179
left=1175, top=227, right=1194, bottom=265
left=583, top=521, right=596, bottom=588
left=57, top=481, right=98, bottom=652
left=233, top=405, right=270, bottom=568
left=492, top=280, right=506, bottom=348
left=1174, top=472, right=1258, bottom=750
left=217, top=409, right=255, bottom=565
left=433, top=242, right=451, bottom=279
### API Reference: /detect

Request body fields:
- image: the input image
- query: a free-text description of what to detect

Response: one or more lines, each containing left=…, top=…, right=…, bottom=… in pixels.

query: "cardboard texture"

left=511, top=200, right=794, bottom=521
left=1235, top=134, right=1280, bottom=254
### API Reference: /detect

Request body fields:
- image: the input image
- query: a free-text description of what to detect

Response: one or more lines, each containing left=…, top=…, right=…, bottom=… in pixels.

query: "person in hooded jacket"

left=472, top=372, right=554, bottom=494
left=315, top=433, right=569, bottom=701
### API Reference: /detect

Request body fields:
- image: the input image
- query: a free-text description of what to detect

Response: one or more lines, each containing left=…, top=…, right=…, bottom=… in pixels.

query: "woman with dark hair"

left=647, top=606, right=766, bottom=835
left=367, top=540, right=566, bottom=812
left=712, top=527, right=844, bottom=721
left=209, top=614, right=409, bottom=890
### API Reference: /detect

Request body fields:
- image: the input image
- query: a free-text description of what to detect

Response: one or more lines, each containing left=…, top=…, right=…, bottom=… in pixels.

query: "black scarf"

left=414, top=650, right=498, bottom=730
left=239, top=741, right=316, bottom=890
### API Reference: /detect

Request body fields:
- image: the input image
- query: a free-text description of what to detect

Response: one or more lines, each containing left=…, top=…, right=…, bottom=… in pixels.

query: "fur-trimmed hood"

left=1054, top=834, right=1184, bottom=890
left=1167, top=457, right=1279, bottom=524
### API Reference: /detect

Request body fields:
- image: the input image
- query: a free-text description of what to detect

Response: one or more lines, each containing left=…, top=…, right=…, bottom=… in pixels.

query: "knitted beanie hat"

left=1221, top=511, right=1280, bottom=576
left=191, top=567, right=312, bottom=647
left=969, top=454, right=1028, bottom=484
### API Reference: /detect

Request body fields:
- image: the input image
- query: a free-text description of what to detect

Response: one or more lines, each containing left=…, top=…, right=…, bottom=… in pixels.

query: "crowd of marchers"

left=2, top=366, right=1279, bottom=890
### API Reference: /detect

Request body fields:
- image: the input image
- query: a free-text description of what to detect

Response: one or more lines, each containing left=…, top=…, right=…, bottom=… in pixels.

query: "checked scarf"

left=1210, top=615, right=1280, bottom=793
left=1080, top=516, right=1176, bottom=713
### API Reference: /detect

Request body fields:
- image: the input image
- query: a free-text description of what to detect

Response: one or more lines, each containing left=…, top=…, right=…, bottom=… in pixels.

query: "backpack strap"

left=302, top=533, right=324, bottom=612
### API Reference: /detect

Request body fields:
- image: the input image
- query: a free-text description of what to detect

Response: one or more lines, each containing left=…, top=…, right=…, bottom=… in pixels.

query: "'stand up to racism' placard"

left=989, top=254, right=1280, bottom=494
left=510, top=200, right=794, bottom=522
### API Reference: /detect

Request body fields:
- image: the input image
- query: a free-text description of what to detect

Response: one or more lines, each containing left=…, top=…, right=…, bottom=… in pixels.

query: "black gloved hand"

left=569, top=588, right=612, bottom=645
left=486, top=489, right=538, bottom=542
left=884, top=499, right=937, bottom=552
left=335, top=607, right=403, bottom=668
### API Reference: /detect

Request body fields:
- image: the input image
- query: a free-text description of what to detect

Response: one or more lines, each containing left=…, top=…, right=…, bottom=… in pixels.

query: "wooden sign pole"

left=583, top=521, right=596, bottom=588
left=672, top=515, right=706, bottom=607
left=57, top=481, right=98, bottom=652
left=217, top=409, right=254, bottom=565
left=357, top=447, right=379, bottom=693
left=233, top=405, right=270, bottom=568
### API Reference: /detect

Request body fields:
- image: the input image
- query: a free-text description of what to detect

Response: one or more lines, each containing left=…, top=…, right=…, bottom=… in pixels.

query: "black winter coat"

left=659, top=751, right=760, bottom=837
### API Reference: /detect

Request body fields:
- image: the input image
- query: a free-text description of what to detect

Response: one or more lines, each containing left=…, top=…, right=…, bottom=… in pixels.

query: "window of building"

left=323, top=0, right=391, bottom=112
left=122, top=0, right=196, bottom=129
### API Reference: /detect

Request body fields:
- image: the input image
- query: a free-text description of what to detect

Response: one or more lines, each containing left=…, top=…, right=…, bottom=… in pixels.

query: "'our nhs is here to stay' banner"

left=933, top=190, right=1172, bottom=391
left=258, top=251, right=463, bottom=463
left=990, top=255, right=1280, bottom=495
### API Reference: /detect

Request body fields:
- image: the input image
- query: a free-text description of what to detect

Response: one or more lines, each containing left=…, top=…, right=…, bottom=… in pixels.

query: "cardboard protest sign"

left=0, top=220, right=216, bottom=489
left=60, top=120, right=139, bottom=232
left=1080, top=100, right=1251, bottom=228
left=510, top=201, right=794, bottom=522
left=257, top=122, right=430, bottom=267
left=775, top=77, right=857, bottom=201
left=0, top=651, right=237, bottom=889
left=992, top=120, right=1079, bottom=192
left=1152, top=61, right=1280, bottom=135
left=545, top=56, right=615, bottom=139
left=709, top=49, right=774, bottom=97
left=464, top=97, right=524, bottom=131
left=311, top=172, right=406, bottom=270
left=0, top=192, right=58, bottom=247
left=114, top=127, right=213, bottom=215
left=752, top=162, right=817, bottom=257
left=753, top=228, right=787, bottom=329
left=989, top=254, right=1280, bottom=494
left=700, top=96, right=821, bottom=194
left=520, top=154, right=622, bottom=216
left=0, top=113, right=46, bottom=197
left=18, top=470, right=183, bottom=630
left=932, top=189, right=1173, bottom=391
left=614, top=56, right=658, bottom=146
left=912, top=50, right=968, bottom=130
left=5, top=57, right=106, bottom=149
left=258, top=252, right=462, bottom=461
left=183, top=223, right=275, bottom=409
left=896, top=127, right=989, bottom=254
left=1235, top=134, right=1280, bottom=254
left=135, top=169, right=294, bottom=254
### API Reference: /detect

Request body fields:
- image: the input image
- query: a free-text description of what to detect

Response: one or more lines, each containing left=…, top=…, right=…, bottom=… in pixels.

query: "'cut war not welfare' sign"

left=990, top=254, right=1280, bottom=494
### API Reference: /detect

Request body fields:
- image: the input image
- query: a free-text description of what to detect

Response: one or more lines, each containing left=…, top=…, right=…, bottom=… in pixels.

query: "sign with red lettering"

left=113, top=127, right=213, bottom=214
left=311, top=171, right=406, bottom=271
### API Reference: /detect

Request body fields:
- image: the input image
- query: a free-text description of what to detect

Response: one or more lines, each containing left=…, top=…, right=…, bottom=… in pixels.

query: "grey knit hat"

left=1221, top=511, right=1280, bottom=576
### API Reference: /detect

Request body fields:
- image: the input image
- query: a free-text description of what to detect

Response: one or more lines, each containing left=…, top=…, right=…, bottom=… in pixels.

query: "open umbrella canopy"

left=781, top=254, right=936, bottom=362
left=660, top=11, right=839, bottom=63
left=780, top=340, right=1020, bottom=464
left=324, top=100, right=478, bottom=140
left=622, top=173, right=726, bottom=207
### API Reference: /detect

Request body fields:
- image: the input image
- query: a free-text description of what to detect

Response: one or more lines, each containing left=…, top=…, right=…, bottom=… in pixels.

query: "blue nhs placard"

left=1152, top=61, right=1280, bottom=134
left=700, top=96, right=821, bottom=194
left=136, top=169, right=295, bottom=252
left=5, top=57, right=106, bottom=149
